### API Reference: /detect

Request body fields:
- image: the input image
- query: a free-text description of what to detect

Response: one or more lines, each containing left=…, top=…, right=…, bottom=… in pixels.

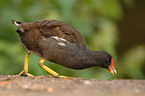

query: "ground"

left=0, top=75, right=145, bottom=96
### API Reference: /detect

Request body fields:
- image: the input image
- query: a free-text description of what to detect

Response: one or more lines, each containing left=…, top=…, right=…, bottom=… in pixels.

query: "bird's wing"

left=34, top=20, right=87, bottom=49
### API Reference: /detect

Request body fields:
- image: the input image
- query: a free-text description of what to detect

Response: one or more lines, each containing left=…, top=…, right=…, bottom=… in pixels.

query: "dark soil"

left=0, top=75, right=145, bottom=96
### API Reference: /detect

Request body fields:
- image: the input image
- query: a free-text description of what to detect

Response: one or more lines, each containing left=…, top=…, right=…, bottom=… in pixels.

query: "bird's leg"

left=38, top=59, right=70, bottom=79
left=18, top=50, right=33, bottom=76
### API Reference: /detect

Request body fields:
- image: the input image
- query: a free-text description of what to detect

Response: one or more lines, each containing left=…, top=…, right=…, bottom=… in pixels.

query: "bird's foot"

left=18, top=70, right=69, bottom=79
left=54, top=75, right=70, bottom=79
left=59, top=75, right=70, bottom=79
left=18, top=70, right=34, bottom=77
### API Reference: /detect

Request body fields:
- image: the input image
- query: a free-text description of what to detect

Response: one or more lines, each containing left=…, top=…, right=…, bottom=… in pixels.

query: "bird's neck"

left=77, top=49, right=103, bottom=69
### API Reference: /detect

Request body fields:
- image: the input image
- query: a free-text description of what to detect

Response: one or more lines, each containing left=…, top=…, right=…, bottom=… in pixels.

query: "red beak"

left=108, top=58, right=117, bottom=75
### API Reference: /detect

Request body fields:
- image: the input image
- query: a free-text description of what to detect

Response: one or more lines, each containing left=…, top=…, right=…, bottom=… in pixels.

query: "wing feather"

left=35, top=20, right=87, bottom=49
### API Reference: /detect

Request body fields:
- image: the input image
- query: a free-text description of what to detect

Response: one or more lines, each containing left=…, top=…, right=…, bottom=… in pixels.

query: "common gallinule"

left=11, top=20, right=117, bottom=78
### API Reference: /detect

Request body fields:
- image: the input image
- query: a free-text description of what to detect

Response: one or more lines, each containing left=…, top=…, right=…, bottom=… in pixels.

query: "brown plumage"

left=11, top=20, right=117, bottom=76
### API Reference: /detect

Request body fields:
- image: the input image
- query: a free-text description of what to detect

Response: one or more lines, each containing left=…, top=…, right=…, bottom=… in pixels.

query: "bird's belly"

left=20, top=36, right=89, bottom=69
left=38, top=38, right=87, bottom=69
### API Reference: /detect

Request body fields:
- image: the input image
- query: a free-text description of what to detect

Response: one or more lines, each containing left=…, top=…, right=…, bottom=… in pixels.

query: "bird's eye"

left=106, top=58, right=109, bottom=61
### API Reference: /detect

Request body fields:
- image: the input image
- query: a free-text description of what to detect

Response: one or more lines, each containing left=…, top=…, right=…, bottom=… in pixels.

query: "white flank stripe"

left=50, top=36, right=60, bottom=41
left=57, top=42, right=66, bottom=46
left=51, top=36, right=70, bottom=43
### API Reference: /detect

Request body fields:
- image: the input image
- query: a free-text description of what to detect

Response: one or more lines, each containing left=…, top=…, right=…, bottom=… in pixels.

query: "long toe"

left=18, top=70, right=34, bottom=77
left=25, top=72, right=34, bottom=77
left=58, top=75, right=70, bottom=79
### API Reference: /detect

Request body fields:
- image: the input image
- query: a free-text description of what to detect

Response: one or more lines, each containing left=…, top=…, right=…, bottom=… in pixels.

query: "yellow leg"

left=39, top=59, right=70, bottom=79
left=18, top=50, right=33, bottom=76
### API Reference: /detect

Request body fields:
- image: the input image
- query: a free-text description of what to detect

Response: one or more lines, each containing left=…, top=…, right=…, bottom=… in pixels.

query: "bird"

left=11, top=19, right=117, bottom=79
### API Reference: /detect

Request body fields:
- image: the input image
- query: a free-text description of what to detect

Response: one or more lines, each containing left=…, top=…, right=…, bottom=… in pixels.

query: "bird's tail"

left=11, top=20, right=22, bottom=26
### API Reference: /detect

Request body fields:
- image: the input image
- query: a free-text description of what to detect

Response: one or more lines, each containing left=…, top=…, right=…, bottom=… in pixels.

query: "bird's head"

left=96, top=51, right=117, bottom=75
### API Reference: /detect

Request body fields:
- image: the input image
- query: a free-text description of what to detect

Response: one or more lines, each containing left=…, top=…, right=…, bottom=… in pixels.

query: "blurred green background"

left=0, top=0, right=145, bottom=80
